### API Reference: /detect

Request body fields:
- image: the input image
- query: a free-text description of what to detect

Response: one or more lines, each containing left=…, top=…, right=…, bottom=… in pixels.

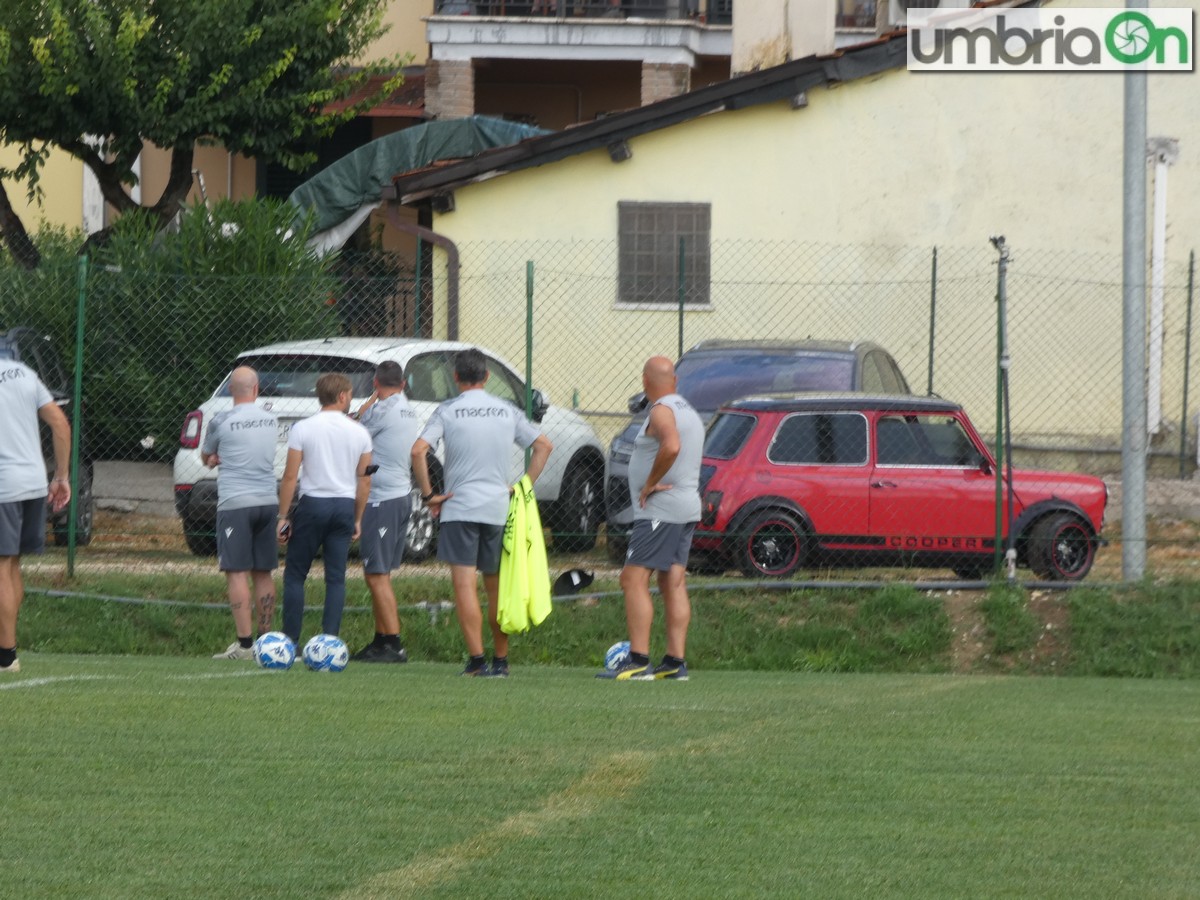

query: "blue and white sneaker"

left=595, top=657, right=652, bottom=680
left=644, top=659, right=688, bottom=681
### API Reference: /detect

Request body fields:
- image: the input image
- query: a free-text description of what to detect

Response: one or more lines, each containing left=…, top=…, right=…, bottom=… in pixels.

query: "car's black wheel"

left=606, top=531, right=628, bottom=564
left=182, top=519, right=217, bottom=556
left=404, top=455, right=442, bottom=561
left=952, top=560, right=993, bottom=580
left=549, top=456, right=604, bottom=553
left=737, top=509, right=806, bottom=578
left=52, top=463, right=94, bottom=547
left=1026, top=512, right=1096, bottom=582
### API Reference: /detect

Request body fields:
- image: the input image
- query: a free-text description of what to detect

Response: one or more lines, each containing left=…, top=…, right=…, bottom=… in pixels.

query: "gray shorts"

left=625, top=519, right=697, bottom=572
left=0, top=497, right=47, bottom=557
left=360, top=495, right=412, bottom=575
left=216, top=504, right=278, bottom=572
left=438, top=520, right=504, bottom=574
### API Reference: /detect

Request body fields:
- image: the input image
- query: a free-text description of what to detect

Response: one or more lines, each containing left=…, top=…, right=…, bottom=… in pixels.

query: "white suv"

left=173, top=337, right=606, bottom=558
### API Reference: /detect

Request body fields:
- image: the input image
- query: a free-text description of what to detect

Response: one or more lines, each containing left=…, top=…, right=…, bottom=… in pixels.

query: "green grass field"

left=4, top=655, right=1199, bottom=898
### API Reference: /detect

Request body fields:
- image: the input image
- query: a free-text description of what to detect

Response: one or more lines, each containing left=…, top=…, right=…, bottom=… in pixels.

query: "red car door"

left=867, top=413, right=1006, bottom=555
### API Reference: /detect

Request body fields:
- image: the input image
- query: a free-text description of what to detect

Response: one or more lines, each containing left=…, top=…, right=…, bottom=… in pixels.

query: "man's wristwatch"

left=422, top=492, right=435, bottom=502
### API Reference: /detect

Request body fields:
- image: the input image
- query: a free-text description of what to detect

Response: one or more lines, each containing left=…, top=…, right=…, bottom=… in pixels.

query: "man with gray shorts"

left=412, top=348, right=553, bottom=677
left=202, top=366, right=279, bottom=660
left=598, top=356, right=703, bottom=682
left=0, top=358, right=71, bottom=674
left=351, top=360, right=421, bottom=664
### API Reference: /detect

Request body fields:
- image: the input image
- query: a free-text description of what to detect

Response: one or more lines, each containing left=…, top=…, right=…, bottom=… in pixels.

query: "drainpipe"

left=1146, top=136, right=1179, bottom=436
left=382, top=202, right=461, bottom=340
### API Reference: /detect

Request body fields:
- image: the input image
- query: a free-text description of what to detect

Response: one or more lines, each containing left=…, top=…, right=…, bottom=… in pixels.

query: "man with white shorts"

left=0, top=357, right=72, bottom=674
left=351, top=360, right=421, bottom=664
left=598, top=355, right=703, bottom=682
left=412, top=348, right=552, bottom=677
left=202, top=366, right=279, bottom=659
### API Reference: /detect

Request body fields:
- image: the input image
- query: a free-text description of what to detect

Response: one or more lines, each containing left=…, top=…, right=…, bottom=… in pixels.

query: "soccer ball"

left=253, top=632, right=296, bottom=670
left=302, top=634, right=350, bottom=672
left=605, top=640, right=631, bottom=671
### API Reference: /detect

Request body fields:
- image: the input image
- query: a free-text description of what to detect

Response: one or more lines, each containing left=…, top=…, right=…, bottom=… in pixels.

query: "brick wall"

left=640, top=62, right=691, bottom=106
left=426, top=59, right=476, bottom=119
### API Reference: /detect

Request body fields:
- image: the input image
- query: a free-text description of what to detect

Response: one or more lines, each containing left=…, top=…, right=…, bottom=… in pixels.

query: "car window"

left=675, top=353, right=856, bottom=411
left=767, top=412, right=867, bottom=465
left=482, top=356, right=524, bottom=406
left=229, top=354, right=376, bottom=399
left=862, top=351, right=908, bottom=394
left=406, top=352, right=456, bottom=402
left=703, top=412, right=757, bottom=459
left=876, top=414, right=982, bottom=467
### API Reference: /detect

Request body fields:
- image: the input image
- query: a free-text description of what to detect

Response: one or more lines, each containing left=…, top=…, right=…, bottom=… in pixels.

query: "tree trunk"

left=0, top=179, right=42, bottom=270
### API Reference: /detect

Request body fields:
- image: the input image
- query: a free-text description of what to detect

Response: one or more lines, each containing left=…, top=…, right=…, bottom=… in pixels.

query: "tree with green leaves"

left=0, top=0, right=403, bottom=268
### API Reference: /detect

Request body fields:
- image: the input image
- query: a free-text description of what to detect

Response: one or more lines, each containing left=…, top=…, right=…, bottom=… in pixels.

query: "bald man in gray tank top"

left=598, top=356, right=703, bottom=682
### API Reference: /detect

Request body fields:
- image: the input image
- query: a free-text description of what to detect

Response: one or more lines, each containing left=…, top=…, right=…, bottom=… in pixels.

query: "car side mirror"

left=628, top=392, right=648, bottom=415
left=529, top=388, right=549, bottom=423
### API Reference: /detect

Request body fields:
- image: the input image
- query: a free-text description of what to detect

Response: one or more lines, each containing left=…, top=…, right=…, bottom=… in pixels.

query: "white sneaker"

left=0, top=658, right=20, bottom=674
left=213, top=642, right=255, bottom=660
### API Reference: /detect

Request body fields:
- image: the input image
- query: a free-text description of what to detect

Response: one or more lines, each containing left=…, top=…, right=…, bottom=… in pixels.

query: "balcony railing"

left=434, top=0, right=732, bottom=24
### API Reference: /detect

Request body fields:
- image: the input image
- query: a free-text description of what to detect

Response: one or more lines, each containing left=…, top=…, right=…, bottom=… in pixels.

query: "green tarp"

left=288, top=115, right=549, bottom=235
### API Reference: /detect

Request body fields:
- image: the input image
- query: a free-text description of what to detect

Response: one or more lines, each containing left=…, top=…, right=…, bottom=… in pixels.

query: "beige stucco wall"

left=373, top=2, right=431, bottom=64
left=733, top=0, right=834, bottom=73
left=420, top=10, right=1200, bottom=450
left=0, top=146, right=85, bottom=233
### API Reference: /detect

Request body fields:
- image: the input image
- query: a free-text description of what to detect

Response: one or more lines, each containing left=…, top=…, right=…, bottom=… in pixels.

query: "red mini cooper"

left=693, top=394, right=1108, bottom=582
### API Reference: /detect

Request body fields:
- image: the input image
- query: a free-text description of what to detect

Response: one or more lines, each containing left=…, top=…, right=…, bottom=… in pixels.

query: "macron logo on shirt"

left=454, top=407, right=511, bottom=420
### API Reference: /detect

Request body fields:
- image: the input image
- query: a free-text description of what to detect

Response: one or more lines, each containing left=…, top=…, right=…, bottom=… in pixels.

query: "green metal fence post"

left=414, top=236, right=424, bottom=337
left=677, top=237, right=685, bottom=359
left=68, top=255, right=88, bottom=577
left=525, top=260, right=535, bottom=468
left=927, top=246, right=938, bottom=396
left=1180, top=249, right=1195, bottom=478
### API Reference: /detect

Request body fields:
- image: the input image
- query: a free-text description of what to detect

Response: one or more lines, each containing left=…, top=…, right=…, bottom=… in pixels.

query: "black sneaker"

left=352, top=643, right=408, bottom=664
left=595, top=656, right=652, bottom=680
left=646, top=659, right=688, bottom=681
left=461, top=659, right=490, bottom=677
left=487, top=657, right=510, bottom=678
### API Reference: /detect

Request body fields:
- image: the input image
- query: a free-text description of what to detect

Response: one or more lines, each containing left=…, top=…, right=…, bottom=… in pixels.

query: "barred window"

left=617, top=201, right=711, bottom=307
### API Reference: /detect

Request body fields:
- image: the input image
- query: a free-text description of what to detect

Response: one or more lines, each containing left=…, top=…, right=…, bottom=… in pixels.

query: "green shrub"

left=0, top=200, right=340, bottom=460
left=981, top=583, right=1040, bottom=655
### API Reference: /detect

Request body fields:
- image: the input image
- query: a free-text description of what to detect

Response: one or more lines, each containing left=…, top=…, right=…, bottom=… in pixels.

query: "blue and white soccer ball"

left=605, top=640, right=631, bottom=671
left=302, top=634, right=350, bottom=672
left=253, top=631, right=296, bottom=670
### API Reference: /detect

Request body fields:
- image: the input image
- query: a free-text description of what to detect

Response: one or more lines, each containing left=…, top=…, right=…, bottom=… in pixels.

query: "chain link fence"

left=3, top=236, right=1198, bottom=584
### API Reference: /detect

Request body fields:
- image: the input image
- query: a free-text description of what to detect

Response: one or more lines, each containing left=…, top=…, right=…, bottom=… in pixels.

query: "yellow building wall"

left=420, top=17, right=1200, bottom=448
left=0, top=146, right=85, bottom=232
left=374, top=2, right=432, bottom=64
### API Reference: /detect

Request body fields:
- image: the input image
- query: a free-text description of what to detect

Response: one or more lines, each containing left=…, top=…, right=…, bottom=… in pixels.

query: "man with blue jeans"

left=277, top=373, right=372, bottom=645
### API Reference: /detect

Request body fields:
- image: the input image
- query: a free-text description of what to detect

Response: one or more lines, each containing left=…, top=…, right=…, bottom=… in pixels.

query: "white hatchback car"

left=172, top=337, right=606, bottom=558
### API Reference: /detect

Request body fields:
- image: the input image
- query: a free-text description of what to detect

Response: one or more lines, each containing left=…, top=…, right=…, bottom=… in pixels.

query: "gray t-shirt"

left=201, top=403, right=279, bottom=511
left=0, top=361, right=54, bottom=503
left=359, top=393, right=420, bottom=502
left=419, top=388, right=541, bottom=526
left=628, top=392, right=703, bottom=524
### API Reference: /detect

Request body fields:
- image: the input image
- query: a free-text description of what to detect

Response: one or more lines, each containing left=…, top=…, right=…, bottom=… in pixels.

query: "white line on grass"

left=166, top=670, right=267, bottom=681
left=0, top=675, right=117, bottom=691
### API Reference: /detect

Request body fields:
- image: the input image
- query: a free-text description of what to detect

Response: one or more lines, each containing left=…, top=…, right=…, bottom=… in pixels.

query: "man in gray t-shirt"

left=0, top=359, right=72, bottom=674
left=351, top=360, right=421, bottom=664
left=201, top=366, right=279, bottom=659
left=598, top=356, right=703, bottom=683
left=412, top=348, right=553, bottom=677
